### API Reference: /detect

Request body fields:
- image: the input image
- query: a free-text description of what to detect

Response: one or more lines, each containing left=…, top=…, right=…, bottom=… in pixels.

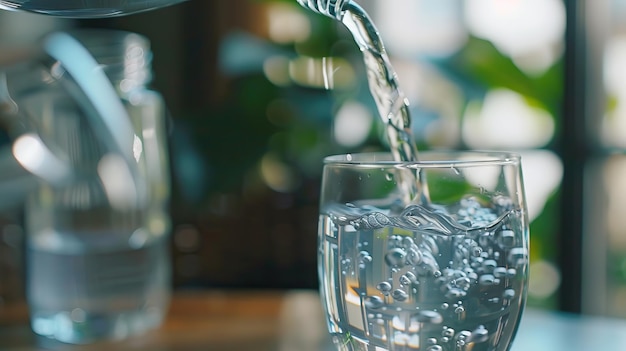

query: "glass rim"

left=323, top=150, right=521, bottom=168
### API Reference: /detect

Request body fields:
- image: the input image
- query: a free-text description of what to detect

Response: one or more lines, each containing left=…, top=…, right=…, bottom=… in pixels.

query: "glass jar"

left=0, top=0, right=187, bottom=18
left=18, top=29, right=172, bottom=344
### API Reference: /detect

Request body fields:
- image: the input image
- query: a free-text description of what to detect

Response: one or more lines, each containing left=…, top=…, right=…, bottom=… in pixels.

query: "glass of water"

left=318, top=151, right=529, bottom=351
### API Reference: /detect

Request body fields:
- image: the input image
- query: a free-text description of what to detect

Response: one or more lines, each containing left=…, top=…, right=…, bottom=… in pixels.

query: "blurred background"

left=0, top=0, right=625, bottom=319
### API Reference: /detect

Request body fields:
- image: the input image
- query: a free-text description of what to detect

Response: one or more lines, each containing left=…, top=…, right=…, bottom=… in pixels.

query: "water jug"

left=0, top=29, right=172, bottom=344
left=0, top=0, right=187, bottom=18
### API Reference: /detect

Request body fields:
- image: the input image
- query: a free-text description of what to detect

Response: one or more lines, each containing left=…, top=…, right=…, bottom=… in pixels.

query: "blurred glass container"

left=18, top=29, right=172, bottom=344
left=0, top=0, right=187, bottom=18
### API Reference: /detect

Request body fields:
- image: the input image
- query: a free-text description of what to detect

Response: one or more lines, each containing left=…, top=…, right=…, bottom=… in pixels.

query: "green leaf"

left=445, top=37, right=563, bottom=117
left=424, top=173, right=473, bottom=204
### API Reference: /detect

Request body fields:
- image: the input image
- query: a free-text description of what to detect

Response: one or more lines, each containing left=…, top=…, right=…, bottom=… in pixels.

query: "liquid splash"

left=325, top=196, right=519, bottom=236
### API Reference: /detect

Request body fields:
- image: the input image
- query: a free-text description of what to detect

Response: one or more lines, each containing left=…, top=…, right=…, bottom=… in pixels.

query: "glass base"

left=30, top=307, right=167, bottom=344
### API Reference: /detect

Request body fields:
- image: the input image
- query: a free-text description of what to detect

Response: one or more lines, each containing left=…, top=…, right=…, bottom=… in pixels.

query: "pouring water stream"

left=298, top=0, right=429, bottom=204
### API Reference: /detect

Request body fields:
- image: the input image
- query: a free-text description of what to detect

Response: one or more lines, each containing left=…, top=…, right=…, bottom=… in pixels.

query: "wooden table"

left=0, top=290, right=327, bottom=351
left=2, top=290, right=626, bottom=350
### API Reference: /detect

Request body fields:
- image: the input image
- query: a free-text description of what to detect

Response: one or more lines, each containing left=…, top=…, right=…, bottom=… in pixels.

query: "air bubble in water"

left=445, top=288, right=466, bottom=299
left=493, top=267, right=508, bottom=278
left=390, top=235, right=403, bottom=247
left=494, top=195, right=514, bottom=211
left=482, top=260, right=497, bottom=272
left=392, top=289, right=409, bottom=302
left=508, top=247, right=529, bottom=267
left=442, top=327, right=455, bottom=338
left=452, top=277, right=471, bottom=289
left=377, top=281, right=393, bottom=293
left=406, top=247, right=423, bottom=265
left=417, top=252, right=440, bottom=275
left=498, top=229, right=516, bottom=248
left=503, top=289, right=516, bottom=300
left=456, top=330, right=472, bottom=343
left=479, top=274, right=496, bottom=286
left=415, top=310, right=443, bottom=324
left=423, top=236, right=439, bottom=255
left=479, top=233, right=492, bottom=247
left=385, top=248, right=407, bottom=267
left=399, top=274, right=413, bottom=286
left=427, top=346, right=443, bottom=351
left=472, top=325, right=489, bottom=343
left=405, top=271, right=417, bottom=282
left=471, top=260, right=482, bottom=272
left=489, top=297, right=501, bottom=304
left=468, top=272, right=478, bottom=281
left=365, top=295, right=385, bottom=309
left=401, top=236, right=413, bottom=245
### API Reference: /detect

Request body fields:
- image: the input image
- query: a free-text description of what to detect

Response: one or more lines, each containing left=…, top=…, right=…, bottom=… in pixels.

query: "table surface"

left=2, top=290, right=626, bottom=351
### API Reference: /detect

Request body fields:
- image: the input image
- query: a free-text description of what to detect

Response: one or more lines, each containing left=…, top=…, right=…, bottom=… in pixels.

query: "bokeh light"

left=519, top=150, right=562, bottom=222
left=373, top=0, right=468, bottom=58
left=465, top=0, right=565, bottom=74
left=260, top=153, right=299, bottom=193
left=529, top=260, right=561, bottom=299
left=289, top=56, right=356, bottom=89
left=333, top=101, right=373, bottom=148
left=603, top=35, right=626, bottom=149
left=266, top=3, right=311, bottom=44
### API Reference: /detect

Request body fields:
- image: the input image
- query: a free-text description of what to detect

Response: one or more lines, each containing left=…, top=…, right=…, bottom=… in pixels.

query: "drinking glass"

left=318, top=151, right=529, bottom=351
